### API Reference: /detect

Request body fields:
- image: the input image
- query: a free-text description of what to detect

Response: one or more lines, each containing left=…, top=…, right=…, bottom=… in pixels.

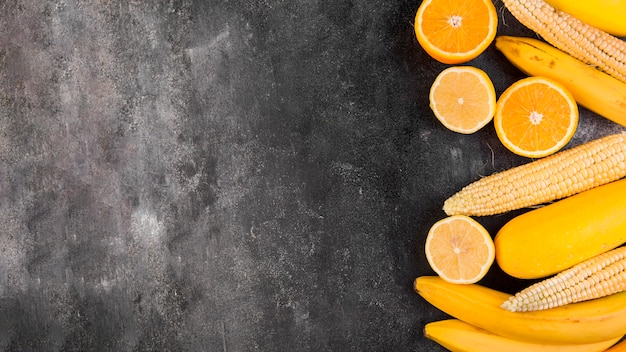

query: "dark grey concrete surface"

left=0, top=0, right=623, bottom=351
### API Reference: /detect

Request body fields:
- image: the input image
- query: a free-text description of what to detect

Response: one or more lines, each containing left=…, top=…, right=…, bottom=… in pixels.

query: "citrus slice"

left=429, top=66, right=496, bottom=134
left=425, top=215, right=495, bottom=284
left=494, top=77, right=579, bottom=158
left=414, top=0, right=498, bottom=64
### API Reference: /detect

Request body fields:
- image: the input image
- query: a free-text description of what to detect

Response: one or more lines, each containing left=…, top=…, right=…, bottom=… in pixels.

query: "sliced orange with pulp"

left=415, top=0, right=498, bottom=64
left=494, top=76, right=579, bottom=158
left=425, top=215, right=495, bottom=284
left=429, top=66, right=496, bottom=134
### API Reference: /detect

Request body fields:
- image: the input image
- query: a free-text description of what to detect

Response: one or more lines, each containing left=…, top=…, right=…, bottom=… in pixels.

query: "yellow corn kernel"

left=502, top=0, right=626, bottom=84
left=443, top=133, right=626, bottom=216
left=502, top=246, right=626, bottom=312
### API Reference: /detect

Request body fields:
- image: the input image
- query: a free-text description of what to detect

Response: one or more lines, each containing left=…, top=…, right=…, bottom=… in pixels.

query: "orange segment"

left=415, top=0, right=497, bottom=64
left=429, top=66, right=496, bottom=134
left=425, top=215, right=495, bottom=284
left=494, top=77, right=579, bottom=158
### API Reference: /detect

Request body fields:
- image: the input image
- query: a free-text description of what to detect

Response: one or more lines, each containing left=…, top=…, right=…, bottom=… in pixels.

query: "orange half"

left=425, top=215, right=495, bottom=284
left=429, top=66, right=496, bottom=134
left=415, top=0, right=498, bottom=64
left=494, top=77, right=579, bottom=158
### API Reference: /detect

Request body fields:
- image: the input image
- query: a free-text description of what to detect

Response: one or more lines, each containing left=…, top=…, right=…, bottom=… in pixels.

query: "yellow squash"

left=495, top=178, right=626, bottom=279
left=544, top=0, right=626, bottom=36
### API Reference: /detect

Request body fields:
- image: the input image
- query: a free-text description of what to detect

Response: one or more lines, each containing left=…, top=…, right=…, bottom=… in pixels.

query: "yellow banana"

left=414, top=276, right=626, bottom=345
left=543, top=0, right=626, bottom=36
left=424, top=319, right=622, bottom=352
left=495, top=35, right=626, bottom=128
left=605, top=340, right=626, bottom=352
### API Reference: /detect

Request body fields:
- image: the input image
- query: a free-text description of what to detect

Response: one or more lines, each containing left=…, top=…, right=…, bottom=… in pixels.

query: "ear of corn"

left=443, top=133, right=626, bottom=216
left=501, top=0, right=626, bottom=84
left=502, top=246, right=626, bottom=312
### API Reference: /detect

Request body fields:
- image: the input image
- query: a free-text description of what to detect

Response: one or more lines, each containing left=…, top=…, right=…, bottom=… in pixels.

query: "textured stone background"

left=0, top=0, right=623, bottom=351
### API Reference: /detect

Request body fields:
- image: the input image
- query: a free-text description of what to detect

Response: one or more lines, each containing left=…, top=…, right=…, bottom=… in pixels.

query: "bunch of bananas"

left=416, top=276, right=626, bottom=351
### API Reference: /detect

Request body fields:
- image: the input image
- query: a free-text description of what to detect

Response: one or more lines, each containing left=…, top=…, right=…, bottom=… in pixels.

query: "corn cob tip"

left=442, top=198, right=455, bottom=216
left=500, top=298, right=520, bottom=312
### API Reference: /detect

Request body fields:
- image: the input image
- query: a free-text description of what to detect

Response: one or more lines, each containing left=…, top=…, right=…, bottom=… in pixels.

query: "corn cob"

left=501, top=0, right=626, bottom=84
left=443, top=133, right=626, bottom=216
left=502, top=246, right=626, bottom=312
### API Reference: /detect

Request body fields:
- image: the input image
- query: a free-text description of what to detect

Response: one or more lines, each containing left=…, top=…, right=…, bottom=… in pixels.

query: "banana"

left=495, top=35, right=626, bottom=128
left=415, top=276, right=626, bottom=345
left=544, top=0, right=626, bottom=36
left=425, top=319, right=622, bottom=352
left=605, top=340, right=626, bottom=352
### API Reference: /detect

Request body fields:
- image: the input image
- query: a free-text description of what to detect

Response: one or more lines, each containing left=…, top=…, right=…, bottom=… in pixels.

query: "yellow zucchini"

left=543, top=0, right=626, bottom=37
left=494, top=178, right=626, bottom=279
